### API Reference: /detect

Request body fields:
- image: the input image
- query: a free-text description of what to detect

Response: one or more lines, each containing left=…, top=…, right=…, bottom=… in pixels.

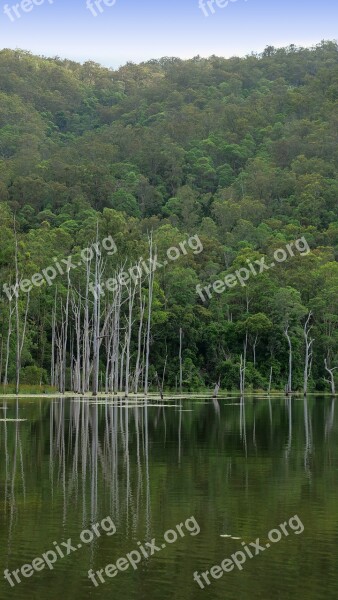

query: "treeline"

left=1, top=42, right=338, bottom=392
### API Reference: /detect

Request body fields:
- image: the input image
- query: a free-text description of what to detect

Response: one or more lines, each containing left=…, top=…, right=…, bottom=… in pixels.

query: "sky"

left=0, top=0, right=337, bottom=68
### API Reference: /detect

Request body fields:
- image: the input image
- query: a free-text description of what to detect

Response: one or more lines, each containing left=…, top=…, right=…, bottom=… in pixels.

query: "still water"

left=0, top=396, right=337, bottom=600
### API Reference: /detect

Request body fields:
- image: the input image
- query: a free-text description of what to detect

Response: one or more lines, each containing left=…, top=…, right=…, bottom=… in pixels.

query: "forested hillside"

left=1, top=41, right=338, bottom=392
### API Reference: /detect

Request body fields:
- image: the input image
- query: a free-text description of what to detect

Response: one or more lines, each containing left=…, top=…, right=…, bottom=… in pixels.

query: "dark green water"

left=0, top=396, right=337, bottom=600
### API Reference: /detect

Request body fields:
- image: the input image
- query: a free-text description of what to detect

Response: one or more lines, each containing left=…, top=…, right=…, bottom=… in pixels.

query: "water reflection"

left=2, top=396, right=337, bottom=523
left=0, top=395, right=337, bottom=600
left=45, top=398, right=154, bottom=537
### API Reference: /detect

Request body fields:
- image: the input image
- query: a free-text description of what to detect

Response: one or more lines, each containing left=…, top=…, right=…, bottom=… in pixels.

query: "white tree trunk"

left=144, top=234, right=154, bottom=397
left=324, top=358, right=336, bottom=396
left=284, top=324, right=292, bottom=394
left=303, top=312, right=314, bottom=396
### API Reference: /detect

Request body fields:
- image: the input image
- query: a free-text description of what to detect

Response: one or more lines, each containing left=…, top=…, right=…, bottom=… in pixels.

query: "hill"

left=1, top=42, right=338, bottom=392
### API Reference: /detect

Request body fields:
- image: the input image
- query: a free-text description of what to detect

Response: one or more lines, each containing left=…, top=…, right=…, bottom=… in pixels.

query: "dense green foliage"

left=1, top=42, right=338, bottom=391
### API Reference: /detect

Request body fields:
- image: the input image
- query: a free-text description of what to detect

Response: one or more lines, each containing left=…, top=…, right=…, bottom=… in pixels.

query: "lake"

left=0, top=395, right=337, bottom=599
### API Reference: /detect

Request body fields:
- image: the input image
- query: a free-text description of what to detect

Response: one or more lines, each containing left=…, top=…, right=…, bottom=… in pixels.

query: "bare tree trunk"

left=119, top=333, right=127, bottom=393
left=284, top=324, right=292, bottom=394
left=70, top=332, right=74, bottom=391
left=134, top=280, right=145, bottom=394
left=253, top=334, right=258, bottom=367
left=92, top=230, right=102, bottom=397
left=105, top=308, right=114, bottom=394
left=141, top=327, right=147, bottom=391
left=60, top=275, right=70, bottom=394
left=82, top=260, right=91, bottom=394
left=179, top=327, right=183, bottom=395
left=240, top=355, right=244, bottom=395
left=155, top=372, right=164, bottom=400
left=239, top=333, right=248, bottom=395
left=125, top=279, right=137, bottom=397
left=15, top=291, right=30, bottom=395
left=213, top=377, right=221, bottom=398
left=0, top=333, right=3, bottom=385
left=113, top=285, right=121, bottom=394
left=144, top=234, right=154, bottom=397
left=14, top=225, right=20, bottom=395
left=4, top=300, right=14, bottom=386
left=162, top=351, right=167, bottom=396
left=51, top=291, right=57, bottom=387
left=303, top=312, right=314, bottom=396
left=13, top=218, right=30, bottom=395
left=72, top=290, right=82, bottom=393
left=268, top=366, right=273, bottom=395
left=324, top=357, right=336, bottom=396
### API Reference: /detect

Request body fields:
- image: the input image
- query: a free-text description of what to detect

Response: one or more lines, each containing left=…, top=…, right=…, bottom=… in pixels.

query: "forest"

left=1, top=41, right=338, bottom=394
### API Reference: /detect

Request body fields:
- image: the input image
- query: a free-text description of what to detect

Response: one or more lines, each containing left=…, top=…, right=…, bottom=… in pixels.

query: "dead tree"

left=13, top=223, right=30, bottom=395
left=71, top=289, right=82, bottom=393
left=82, top=260, right=92, bottom=394
left=112, top=286, right=121, bottom=394
left=60, top=275, right=70, bottom=394
left=267, top=366, right=273, bottom=395
left=324, top=357, right=337, bottom=396
left=303, top=312, right=314, bottom=396
left=134, top=281, right=145, bottom=394
left=51, top=290, right=57, bottom=388
left=92, top=236, right=105, bottom=396
left=124, top=278, right=137, bottom=397
left=144, top=234, right=155, bottom=397
left=213, top=377, right=221, bottom=398
left=179, top=327, right=183, bottom=395
left=4, top=298, right=14, bottom=386
left=239, top=333, right=248, bottom=395
left=284, top=324, right=292, bottom=394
